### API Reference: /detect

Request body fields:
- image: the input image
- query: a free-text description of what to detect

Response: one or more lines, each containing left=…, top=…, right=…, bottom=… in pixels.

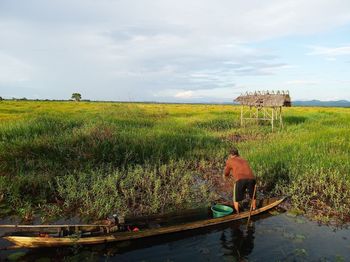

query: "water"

left=1, top=211, right=350, bottom=261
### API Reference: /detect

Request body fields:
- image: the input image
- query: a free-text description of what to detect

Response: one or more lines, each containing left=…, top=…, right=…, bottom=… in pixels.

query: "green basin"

left=211, top=204, right=234, bottom=218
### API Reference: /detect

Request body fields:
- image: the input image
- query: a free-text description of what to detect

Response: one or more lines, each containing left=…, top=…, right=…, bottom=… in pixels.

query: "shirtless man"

left=223, top=147, right=256, bottom=213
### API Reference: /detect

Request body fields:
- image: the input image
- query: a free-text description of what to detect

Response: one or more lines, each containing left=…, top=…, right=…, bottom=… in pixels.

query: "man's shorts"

left=233, top=179, right=256, bottom=202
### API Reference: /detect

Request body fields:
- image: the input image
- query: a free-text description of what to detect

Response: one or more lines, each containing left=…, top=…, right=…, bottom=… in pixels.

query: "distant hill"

left=2, top=98, right=349, bottom=107
left=293, top=100, right=350, bottom=107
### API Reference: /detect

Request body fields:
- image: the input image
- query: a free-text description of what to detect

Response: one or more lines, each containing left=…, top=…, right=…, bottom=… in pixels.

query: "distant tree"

left=0, top=96, right=3, bottom=101
left=71, top=93, right=82, bottom=102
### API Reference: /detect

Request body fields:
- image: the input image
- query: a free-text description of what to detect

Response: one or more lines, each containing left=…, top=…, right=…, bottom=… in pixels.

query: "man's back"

left=224, top=156, right=255, bottom=181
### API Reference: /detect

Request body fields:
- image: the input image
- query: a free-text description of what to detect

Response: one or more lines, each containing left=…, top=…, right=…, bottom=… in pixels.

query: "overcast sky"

left=1, top=0, right=350, bottom=102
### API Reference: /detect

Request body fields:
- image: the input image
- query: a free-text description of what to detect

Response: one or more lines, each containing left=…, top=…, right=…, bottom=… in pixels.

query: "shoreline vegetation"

left=0, top=101, right=349, bottom=225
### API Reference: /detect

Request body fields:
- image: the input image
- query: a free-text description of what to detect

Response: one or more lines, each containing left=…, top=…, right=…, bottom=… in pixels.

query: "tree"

left=0, top=96, right=3, bottom=101
left=71, top=93, right=82, bottom=102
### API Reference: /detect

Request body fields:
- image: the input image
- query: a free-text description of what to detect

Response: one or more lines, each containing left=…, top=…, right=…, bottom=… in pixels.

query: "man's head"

left=230, top=147, right=239, bottom=157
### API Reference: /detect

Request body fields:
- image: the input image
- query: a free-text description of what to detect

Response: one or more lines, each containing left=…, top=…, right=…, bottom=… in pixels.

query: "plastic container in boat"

left=211, top=204, right=234, bottom=218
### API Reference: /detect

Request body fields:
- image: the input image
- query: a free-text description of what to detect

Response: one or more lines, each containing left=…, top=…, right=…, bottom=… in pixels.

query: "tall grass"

left=0, top=101, right=349, bottom=222
left=54, top=161, right=213, bottom=219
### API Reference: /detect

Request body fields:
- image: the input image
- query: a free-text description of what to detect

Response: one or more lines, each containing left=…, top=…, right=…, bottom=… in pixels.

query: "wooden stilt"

left=240, top=105, right=243, bottom=127
left=280, top=107, right=283, bottom=128
left=271, top=108, right=274, bottom=131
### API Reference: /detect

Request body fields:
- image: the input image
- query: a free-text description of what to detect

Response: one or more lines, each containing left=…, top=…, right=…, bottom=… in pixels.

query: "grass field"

left=0, top=101, right=349, bottom=223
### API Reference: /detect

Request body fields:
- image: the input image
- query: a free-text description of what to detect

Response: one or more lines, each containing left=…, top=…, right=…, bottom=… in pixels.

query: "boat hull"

left=4, top=197, right=285, bottom=248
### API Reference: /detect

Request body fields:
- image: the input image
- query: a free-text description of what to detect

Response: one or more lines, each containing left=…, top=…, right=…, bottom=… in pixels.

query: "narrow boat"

left=1, top=197, right=285, bottom=248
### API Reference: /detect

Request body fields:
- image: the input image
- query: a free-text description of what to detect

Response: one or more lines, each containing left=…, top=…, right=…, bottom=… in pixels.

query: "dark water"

left=1, top=211, right=350, bottom=261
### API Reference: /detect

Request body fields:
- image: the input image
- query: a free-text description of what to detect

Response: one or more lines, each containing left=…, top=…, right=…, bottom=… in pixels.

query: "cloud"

left=0, top=52, right=35, bottom=83
left=285, top=80, right=319, bottom=85
left=336, top=80, right=350, bottom=84
left=1, top=0, right=350, bottom=100
left=156, top=86, right=244, bottom=102
left=174, top=90, right=195, bottom=99
left=308, top=45, right=350, bottom=57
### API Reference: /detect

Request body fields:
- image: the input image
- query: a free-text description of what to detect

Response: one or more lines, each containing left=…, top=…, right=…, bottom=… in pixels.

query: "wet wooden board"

left=0, top=224, right=111, bottom=234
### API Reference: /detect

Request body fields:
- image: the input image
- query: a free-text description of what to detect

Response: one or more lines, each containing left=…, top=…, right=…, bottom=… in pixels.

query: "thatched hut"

left=234, top=91, right=291, bottom=130
left=234, top=91, right=291, bottom=107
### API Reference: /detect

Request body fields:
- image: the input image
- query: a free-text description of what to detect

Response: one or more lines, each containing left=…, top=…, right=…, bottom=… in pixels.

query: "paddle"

left=246, top=184, right=257, bottom=230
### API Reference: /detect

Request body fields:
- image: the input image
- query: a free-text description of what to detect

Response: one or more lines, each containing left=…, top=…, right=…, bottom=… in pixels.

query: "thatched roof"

left=234, top=91, right=291, bottom=107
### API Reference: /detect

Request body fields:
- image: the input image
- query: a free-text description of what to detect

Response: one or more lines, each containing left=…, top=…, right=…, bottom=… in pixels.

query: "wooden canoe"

left=2, top=197, right=285, bottom=248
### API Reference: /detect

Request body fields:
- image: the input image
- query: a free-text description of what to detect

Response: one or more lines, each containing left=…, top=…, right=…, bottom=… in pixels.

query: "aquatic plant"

left=54, top=161, right=214, bottom=219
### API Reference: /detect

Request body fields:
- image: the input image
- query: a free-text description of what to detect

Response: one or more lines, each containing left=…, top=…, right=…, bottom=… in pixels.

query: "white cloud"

left=285, top=80, right=319, bottom=85
left=308, top=45, right=350, bottom=57
left=157, top=86, right=243, bottom=102
left=174, top=90, right=195, bottom=99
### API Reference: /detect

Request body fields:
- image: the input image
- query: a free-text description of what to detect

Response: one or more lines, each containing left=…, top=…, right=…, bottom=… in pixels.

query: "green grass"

left=0, top=101, right=349, bottom=223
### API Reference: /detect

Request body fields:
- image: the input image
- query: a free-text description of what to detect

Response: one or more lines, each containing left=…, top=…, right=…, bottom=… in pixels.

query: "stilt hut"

left=234, top=91, right=291, bottom=130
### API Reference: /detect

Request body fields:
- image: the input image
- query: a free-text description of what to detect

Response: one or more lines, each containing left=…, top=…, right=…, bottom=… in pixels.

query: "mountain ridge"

left=292, top=100, right=350, bottom=107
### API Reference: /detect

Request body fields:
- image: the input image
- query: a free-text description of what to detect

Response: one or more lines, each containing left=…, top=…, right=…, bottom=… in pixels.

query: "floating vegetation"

left=268, top=210, right=280, bottom=216
left=282, top=231, right=306, bottom=243
left=295, top=218, right=306, bottom=224
left=335, top=255, right=345, bottom=262
left=7, top=251, right=26, bottom=261
left=294, top=248, right=308, bottom=257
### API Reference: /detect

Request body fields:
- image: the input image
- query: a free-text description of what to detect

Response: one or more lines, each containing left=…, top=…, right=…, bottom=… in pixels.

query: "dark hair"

left=230, top=147, right=239, bottom=156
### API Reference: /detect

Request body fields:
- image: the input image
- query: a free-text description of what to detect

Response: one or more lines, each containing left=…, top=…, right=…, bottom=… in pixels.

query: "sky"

left=1, top=0, right=350, bottom=103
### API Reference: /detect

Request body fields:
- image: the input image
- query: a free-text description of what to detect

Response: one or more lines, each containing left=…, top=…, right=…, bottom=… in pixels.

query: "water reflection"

left=220, top=225, right=255, bottom=261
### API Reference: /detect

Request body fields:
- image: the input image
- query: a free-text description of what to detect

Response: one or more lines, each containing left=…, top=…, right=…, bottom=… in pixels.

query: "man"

left=223, top=147, right=256, bottom=213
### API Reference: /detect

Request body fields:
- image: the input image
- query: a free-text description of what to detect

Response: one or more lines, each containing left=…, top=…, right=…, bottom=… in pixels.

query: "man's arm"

left=223, top=161, right=231, bottom=180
